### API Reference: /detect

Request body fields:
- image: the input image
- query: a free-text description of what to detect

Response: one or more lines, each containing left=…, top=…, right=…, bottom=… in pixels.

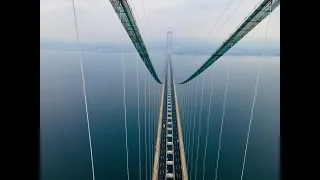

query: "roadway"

left=157, top=61, right=168, bottom=180
left=157, top=57, right=183, bottom=180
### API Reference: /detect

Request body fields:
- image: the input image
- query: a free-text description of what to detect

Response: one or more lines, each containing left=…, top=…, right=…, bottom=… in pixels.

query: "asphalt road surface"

left=157, top=59, right=183, bottom=180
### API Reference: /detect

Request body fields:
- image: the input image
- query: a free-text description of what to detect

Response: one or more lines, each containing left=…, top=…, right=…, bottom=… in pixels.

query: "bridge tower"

left=166, top=30, right=172, bottom=58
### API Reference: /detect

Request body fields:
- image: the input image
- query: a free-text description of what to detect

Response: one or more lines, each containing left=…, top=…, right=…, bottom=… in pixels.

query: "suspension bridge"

left=69, top=0, right=280, bottom=179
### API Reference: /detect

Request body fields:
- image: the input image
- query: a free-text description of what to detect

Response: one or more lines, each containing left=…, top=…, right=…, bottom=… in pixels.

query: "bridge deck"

left=153, top=57, right=187, bottom=180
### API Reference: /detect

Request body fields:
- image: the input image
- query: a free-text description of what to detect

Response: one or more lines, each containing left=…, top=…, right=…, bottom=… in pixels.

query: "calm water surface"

left=40, top=50, right=279, bottom=180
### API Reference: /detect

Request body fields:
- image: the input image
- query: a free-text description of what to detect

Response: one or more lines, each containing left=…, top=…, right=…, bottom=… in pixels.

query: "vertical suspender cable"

left=144, top=67, right=147, bottom=180
left=240, top=2, right=273, bottom=180
left=71, top=1, right=95, bottom=180
left=202, top=0, right=235, bottom=46
left=186, top=82, right=190, bottom=143
left=184, top=83, right=189, bottom=147
left=136, top=53, right=141, bottom=180
left=152, top=75, right=154, bottom=169
left=119, top=9, right=130, bottom=180
left=214, top=63, right=231, bottom=180
left=139, top=0, right=156, bottom=52
left=148, top=72, right=151, bottom=179
left=202, top=67, right=215, bottom=180
left=182, top=84, right=186, bottom=141
left=154, top=76, right=156, bottom=166
left=121, top=44, right=130, bottom=180
left=205, top=0, right=246, bottom=48
left=181, top=85, right=184, bottom=140
left=186, top=81, right=192, bottom=169
left=195, top=75, right=205, bottom=180
left=188, top=80, right=194, bottom=170
left=150, top=73, right=153, bottom=175
left=191, top=77, right=199, bottom=179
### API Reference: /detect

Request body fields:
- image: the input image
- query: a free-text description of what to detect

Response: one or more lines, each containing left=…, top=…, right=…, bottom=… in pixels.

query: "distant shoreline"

left=40, top=49, right=280, bottom=57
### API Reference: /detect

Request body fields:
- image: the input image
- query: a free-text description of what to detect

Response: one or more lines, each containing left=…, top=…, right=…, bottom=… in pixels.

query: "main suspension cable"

left=128, top=0, right=147, bottom=42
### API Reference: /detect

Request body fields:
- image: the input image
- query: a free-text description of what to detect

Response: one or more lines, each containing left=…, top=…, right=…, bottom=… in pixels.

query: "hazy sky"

left=40, top=0, right=280, bottom=44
